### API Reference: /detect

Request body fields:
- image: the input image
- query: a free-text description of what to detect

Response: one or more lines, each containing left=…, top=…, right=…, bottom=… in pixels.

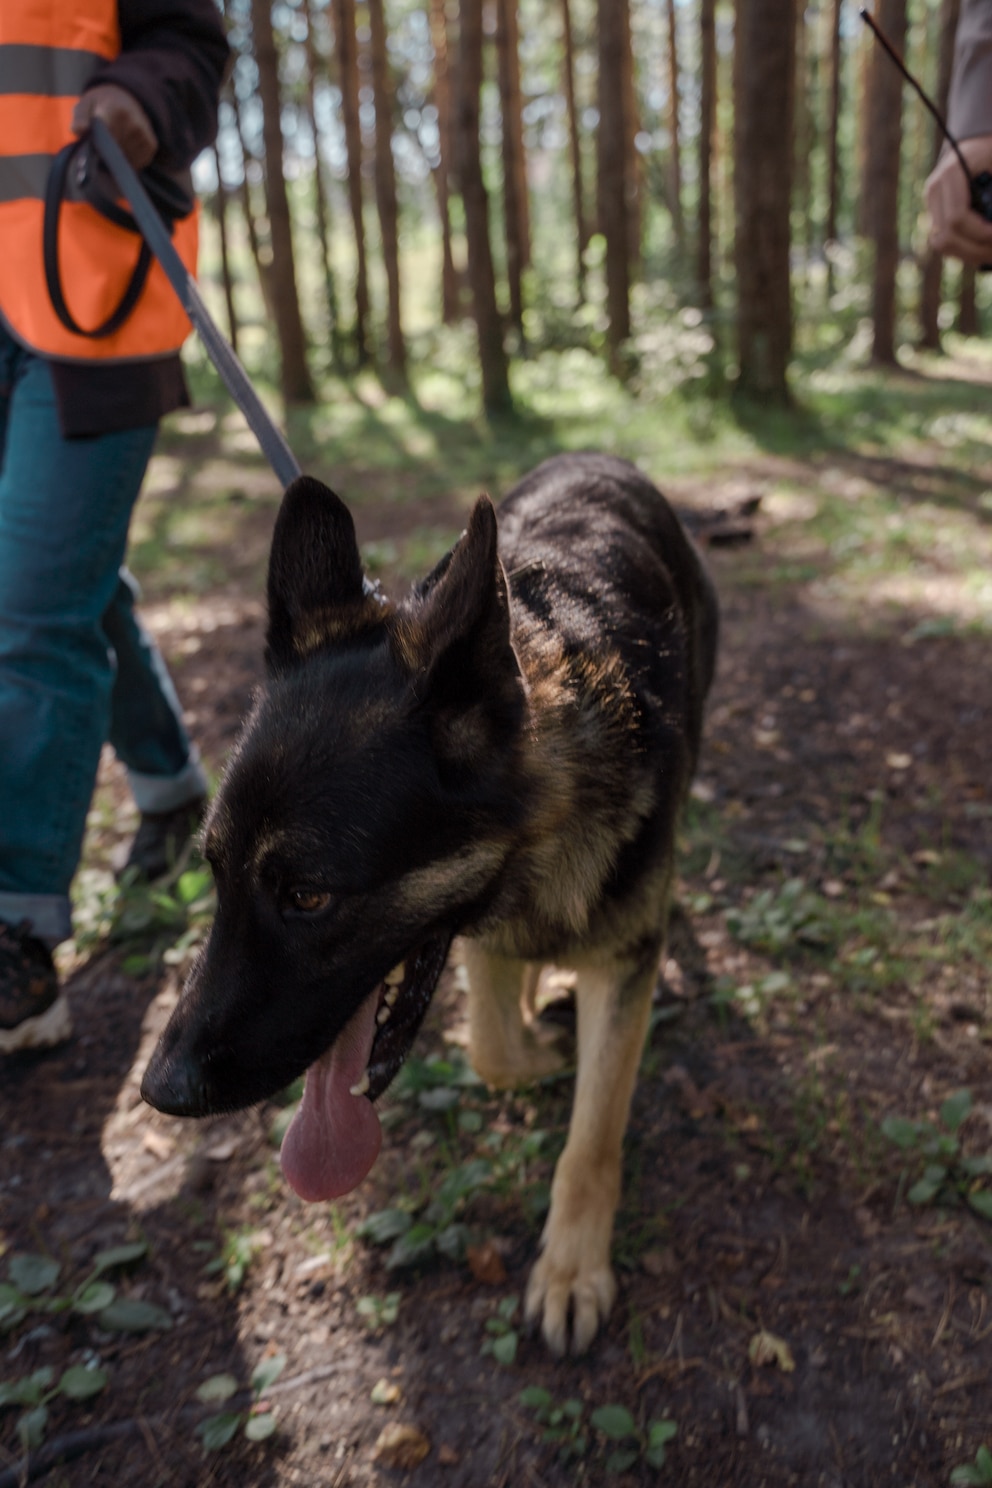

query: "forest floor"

left=2, top=353, right=992, bottom=1488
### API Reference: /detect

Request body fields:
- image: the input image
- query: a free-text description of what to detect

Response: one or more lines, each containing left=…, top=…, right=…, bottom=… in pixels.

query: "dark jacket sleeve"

left=947, top=0, right=992, bottom=142
left=87, top=0, right=231, bottom=169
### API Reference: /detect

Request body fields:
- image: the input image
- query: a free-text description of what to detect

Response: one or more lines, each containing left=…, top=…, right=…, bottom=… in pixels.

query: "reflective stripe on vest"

left=0, top=1, right=197, bottom=362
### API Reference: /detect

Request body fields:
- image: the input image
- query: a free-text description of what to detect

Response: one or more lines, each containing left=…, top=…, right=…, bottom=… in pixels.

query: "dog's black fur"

left=143, top=451, right=718, bottom=1353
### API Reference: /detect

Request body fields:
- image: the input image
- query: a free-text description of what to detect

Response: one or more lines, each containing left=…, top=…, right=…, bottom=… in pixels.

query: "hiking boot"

left=0, top=919, right=72, bottom=1053
left=119, top=798, right=207, bottom=883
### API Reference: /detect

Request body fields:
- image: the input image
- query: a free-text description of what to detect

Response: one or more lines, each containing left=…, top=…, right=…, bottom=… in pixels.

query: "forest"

left=200, top=0, right=987, bottom=412
left=2, top=2, right=991, bottom=1486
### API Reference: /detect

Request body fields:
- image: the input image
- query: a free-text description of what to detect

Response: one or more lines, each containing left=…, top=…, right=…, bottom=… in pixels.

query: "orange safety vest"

left=0, top=0, right=197, bottom=362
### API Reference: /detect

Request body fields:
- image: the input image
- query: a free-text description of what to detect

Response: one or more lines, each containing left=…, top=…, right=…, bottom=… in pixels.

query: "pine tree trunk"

left=496, top=0, right=528, bottom=343
left=824, top=0, right=842, bottom=290
left=794, top=2, right=812, bottom=271
left=598, top=0, right=632, bottom=364
left=334, top=0, right=371, bottom=365
left=919, top=0, right=961, bottom=350
left=959, top=265, right=979, bottom=334
left=304, top=0, right=342, bottom=368
left=211, top=144, right=239, bottom=357
left=457, top=0, right=512, bottom=415
left=368, top=0, right=406, bottom=383
left=697, top=0, right=716, bottom=308
left=429, top=0, right=461, bottom=323
left=559, top=0, right=587, bottom=301
left=227, top=75, right=274, bottom=321
left=733, top=0, right=796, bottom=401
left=249, top=0, right=314, bottom=402
left=620, top=0, right=641, bottom=274
left=220, top=0, right=272, bottom=321
left=865, top=0, right=907, bottom=365
left=666, top=0, right=684, bottom=249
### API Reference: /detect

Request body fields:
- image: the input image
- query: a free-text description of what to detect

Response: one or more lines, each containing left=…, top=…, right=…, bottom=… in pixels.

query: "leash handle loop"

left=44, top=137, right=154, bottom=339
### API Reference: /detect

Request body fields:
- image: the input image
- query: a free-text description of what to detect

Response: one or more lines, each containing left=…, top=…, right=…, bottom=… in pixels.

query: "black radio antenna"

left=859, top=7, right=972, bottom=189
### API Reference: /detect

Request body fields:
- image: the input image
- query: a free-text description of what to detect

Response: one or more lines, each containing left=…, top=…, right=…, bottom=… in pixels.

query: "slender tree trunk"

left=559, top=0, right=587, bottom=301
left=598, top=0, right=632, bottom=364
left=919, top=0, right=961, bottom=350
left=864, top=0, right=907, bottom=365
left=697, top=0, right=716, bottom=308
left=959, top=265, right=979, bottom=334
left=303, top=0, right=342, bottom=368
left=227, top=81, right=274, bottom=320
left=496, top=0, right=528, bottom=343
left=794, top=1, right=812, bottom=271
left=457, top=0, right=512, bottom=414
left=733, top=0, right=796, bottom=401
left=220, top=0, right=272, bottom=320
left=429, top=0, right=461, bottom=323
left=334, top=0, right=371, bottom=365
left=368, top=0, right=406, bottom=382
left=497, top=0, right=530, bottom=261
left=666, top=0, right=684, bottom=249
left=620, top=0, right=641, bottom=273
left=211, top=143, right=239, bottom=356
left=824, top=0, right=842, bottom=290
left=249, top=0, right=314, bottom=402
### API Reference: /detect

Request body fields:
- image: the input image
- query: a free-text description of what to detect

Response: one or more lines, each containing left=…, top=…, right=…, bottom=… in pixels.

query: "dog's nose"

left=140, top=1046, right=213, bottom=1116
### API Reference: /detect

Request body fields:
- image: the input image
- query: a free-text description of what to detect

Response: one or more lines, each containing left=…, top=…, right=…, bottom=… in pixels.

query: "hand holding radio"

left=925, top=136, right=992, bottom=265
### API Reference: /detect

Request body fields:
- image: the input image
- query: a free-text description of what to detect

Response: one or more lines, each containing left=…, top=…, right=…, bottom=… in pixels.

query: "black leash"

left=78, top=118, right=303, bottom=490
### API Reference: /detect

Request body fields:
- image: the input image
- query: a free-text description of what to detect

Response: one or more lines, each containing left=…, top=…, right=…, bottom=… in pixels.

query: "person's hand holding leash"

left=925, top=135, right=992, bottom=263
left=71, top=84, right=158, bottom=170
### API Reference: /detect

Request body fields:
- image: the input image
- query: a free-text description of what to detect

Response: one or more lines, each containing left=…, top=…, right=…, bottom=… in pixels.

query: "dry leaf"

left=142, top=1129, right=174, bottom=1160
left=372, top=1423, right=431, bottom=1470
left=640, top=1248, right=677, bottom=1278
left=466, top=1241, right=507, bottom=1286
left=748, top=1329, right=795, bottom=1373
left=371, top=1378, right=402, bottom=1406
left=438, top=1444, right=460, bottom=1466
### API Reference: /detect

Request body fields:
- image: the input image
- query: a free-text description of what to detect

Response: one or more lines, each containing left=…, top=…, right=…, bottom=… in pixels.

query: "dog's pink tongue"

left=280, top=996, right=382, bottom=1201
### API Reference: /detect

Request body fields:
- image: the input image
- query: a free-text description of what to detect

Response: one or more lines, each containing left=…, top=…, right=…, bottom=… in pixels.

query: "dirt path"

left=2, top=465, right=990, bottom=1488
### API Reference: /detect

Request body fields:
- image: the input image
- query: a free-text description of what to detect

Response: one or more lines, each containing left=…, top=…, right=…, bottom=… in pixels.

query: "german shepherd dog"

left=142, top=452, right=718, bottom=1355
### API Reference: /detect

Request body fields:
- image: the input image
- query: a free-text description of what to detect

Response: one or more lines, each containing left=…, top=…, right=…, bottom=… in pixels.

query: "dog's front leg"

left=524, top=956, right=656, bottom=1356
left=461, top=942, right=569, bottom=1089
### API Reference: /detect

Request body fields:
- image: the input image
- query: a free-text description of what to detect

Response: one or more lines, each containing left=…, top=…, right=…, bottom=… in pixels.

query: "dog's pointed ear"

left=266, top=476, right=376, bottom=674
left=399, top=495, right=524, bottom=727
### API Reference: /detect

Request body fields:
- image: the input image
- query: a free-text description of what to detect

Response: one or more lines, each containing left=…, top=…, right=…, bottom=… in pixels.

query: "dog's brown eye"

left=287, top=888, right=331, bottom=914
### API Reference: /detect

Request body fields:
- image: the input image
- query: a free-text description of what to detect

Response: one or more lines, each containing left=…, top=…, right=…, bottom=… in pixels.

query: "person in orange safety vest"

left=0, top=0, right=229, bottom=1053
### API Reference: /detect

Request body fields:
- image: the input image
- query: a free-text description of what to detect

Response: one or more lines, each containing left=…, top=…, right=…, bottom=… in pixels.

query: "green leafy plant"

left=0, top=1242, right=171, bottom=1337
left=519, top=1387, right=588, bottom=1463
left=481, top=1294, right=520, bottom=1365
left=206, top=1228, right=266, bottom=1292
left=356, top=1291, right=401, bottom=1331
left=72, top=863, right=215, bottom=974
left=951, top=1445, right=992, bottom=1486
left=726, top=877, right=834, bottom=955
left=590, top=1404, right=679, bottom=1474
left=0, top=1363, right=108, bottom=1454
left=518, top=1389, right=677, bottom=1472
left=357, top=1155, right=498, bottom=1271
left=882, top=1089, right=992, bottom=1219
left=195, top=1352, right=286, bottom=1451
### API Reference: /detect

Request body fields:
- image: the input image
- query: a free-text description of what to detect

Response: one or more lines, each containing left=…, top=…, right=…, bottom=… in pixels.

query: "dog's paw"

left=470, top=1024, right=569, bottom=1090
left=524, top=1244, right=617, bottom=1356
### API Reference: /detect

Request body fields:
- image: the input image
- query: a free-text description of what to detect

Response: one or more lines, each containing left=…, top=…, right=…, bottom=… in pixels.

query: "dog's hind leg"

left=524, top=952, right=657, bottom=1356
left=461, top=943, right=569, bottom=1089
